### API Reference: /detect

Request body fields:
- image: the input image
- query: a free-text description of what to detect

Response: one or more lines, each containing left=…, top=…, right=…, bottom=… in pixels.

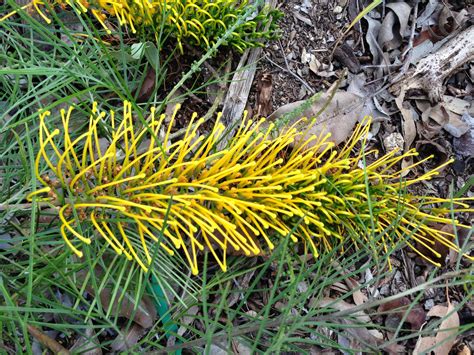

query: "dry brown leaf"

left=309, top=56, right=320, bottom=75
left=443, top=96, right=471, bottom=115
left=435, top=304, right=460, bottom=354
left=269, top=90, right=366, bottom=147
left=443, top=115, right=470, bottom=138
left=69, top=326, right=102, bottom=355
left=417, top=0, right=439, bottom=29
left=427, top=305, right=449, bottom=317
left=314, top=298, right=403, bottom=353
left=414, top=336, right=437, bottom=354
left=363, top=15, right=382, bottom=65
left=231, top=337, right=253, bottom=355
left=135, top=67, right=156, bottom=102
left=78, top=268, right=157, bottom=329
left=97, top=288, right=157, bottom=329
left=163, top=89, right=186, bottom=121
left=110, top=324, right=147, bottom=352
left=330, top=281, right=349, bottom=293
left=414, top=301, right=460, bottom=355
left=418, top=224, right=467, bottom=267
left=315, top=298, right=370, bottom=323
left=177, top=305, right=199, bottom=337
left=292, top=10, right=312, bottom=26
left=438, top=7, right=469, bottom=36
left=378, top=297, right=426, bottom=330
left=456, top=344, right=471, bottom=355
left=378, top=2, right=412, bottom=51
left=417, top=98, right=470, bottom=138
left=344, top=277, right=368, bottom=306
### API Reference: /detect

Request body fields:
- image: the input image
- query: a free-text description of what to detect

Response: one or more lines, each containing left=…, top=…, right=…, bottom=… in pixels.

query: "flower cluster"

left=1, top=0, right=281, bottom=52
left=30, top=101, right=473, bottom=274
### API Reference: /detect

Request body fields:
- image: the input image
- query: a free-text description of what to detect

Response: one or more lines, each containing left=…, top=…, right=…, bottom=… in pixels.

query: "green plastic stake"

left=149, top=275, right=182, bottom=355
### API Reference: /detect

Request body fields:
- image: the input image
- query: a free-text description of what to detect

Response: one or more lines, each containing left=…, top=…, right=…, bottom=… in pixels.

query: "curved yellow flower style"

left=29, top=101, right=473, bottom=274
left=1, top=0, right=281, bottom=52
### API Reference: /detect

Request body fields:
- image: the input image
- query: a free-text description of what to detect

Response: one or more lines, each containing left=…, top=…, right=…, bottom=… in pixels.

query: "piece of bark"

left=333, top=44, right=361, bottom=73
left=27, top=325, right=70, bottom=355
left=218, top=0, right=277, bottom=149
left=256, top=73, right=273, bottom=117
left=390, top=25, right=474, bottom=102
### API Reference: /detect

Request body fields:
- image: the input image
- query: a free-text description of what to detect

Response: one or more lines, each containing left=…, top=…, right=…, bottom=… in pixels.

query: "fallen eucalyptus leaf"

left=78, top=269, right=157, bottom=329
left=69, top=326, right=102, bottom=355
left=414, top=301, right=460, bottom=355
left=97, top=288, right=157, bottom=329
left=313, top=298, right=403, bottom=353
left=269, top=90, right=368, bottom=147
left=110, top=324, right=147, bottom=352
left=378, top=297, right=426, bottom=330
left=378, top=2, right=412, bottom=51
left=344, top=277, right=368, bottom=306
left=395, top=90, right=417, bottom=150
left=363, top=15, right=382, bottom=64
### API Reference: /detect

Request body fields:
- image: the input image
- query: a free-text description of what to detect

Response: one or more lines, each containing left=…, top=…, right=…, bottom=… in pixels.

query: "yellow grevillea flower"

left=1, top=0, right=281, bottom=52
left=29, top=101, right=473, bottom=274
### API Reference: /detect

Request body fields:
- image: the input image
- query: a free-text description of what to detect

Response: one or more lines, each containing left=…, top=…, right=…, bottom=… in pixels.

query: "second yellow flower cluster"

left=2, top=0, right=281, bottom=52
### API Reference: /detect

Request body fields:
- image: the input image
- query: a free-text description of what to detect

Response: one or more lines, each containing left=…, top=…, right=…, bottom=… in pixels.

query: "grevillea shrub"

left=29, top=101, right=473, bottom=274
left=2, top=0, right=282, bottom=52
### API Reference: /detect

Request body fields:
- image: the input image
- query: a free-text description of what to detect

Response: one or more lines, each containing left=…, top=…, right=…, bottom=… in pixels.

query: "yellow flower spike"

left=33, top=101, right=473, bottom=273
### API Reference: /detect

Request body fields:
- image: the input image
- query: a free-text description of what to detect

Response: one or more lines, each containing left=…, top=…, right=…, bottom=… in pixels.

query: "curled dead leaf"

left=414, top=301, right=460, bottom=355
left=135, top=67, right=156, bottom=102
left=378, top=2, right=412, bottom=51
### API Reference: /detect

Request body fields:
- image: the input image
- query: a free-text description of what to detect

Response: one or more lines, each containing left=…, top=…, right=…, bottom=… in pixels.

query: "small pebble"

left=297, top=281, right=308, bottom=293
left=424, top=299, right=435, bottom=310
left=383, top=132, right=404, bottom=154
left=379, top=284, right=390, bottom=296
left=333, top=5, right=343, bottom=14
